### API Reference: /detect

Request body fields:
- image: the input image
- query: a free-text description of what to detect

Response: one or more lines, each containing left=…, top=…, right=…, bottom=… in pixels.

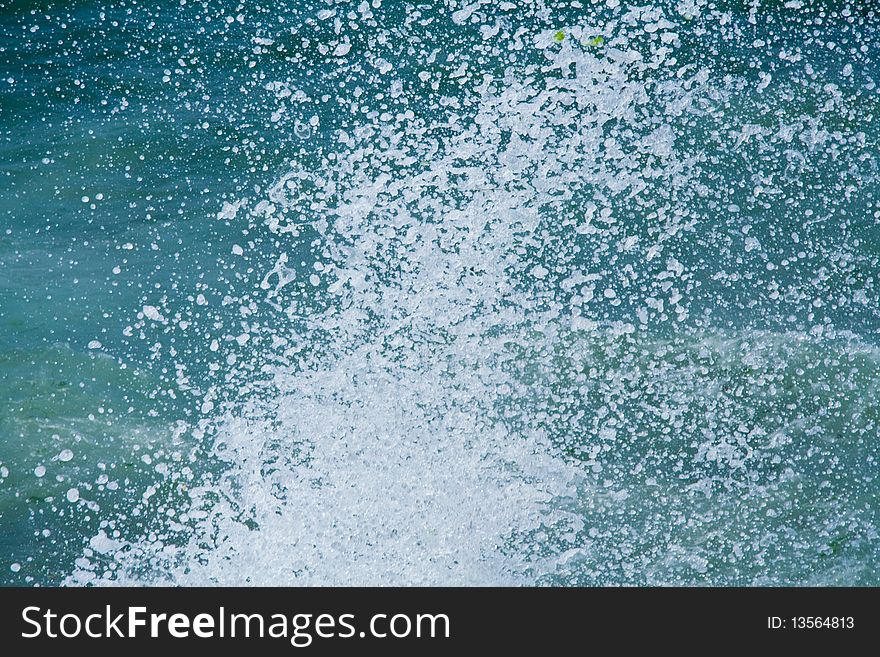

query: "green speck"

left=554, top=30, right=565, bottom=43
left=585, top=35, right=605, bottom=48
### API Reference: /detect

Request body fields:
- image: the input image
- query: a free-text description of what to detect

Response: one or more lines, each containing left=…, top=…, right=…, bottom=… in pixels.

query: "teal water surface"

left=1, top=0, right=879, bottom=585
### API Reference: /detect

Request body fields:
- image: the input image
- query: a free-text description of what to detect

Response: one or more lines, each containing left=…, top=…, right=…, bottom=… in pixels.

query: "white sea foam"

left=68, top=1, right=880, bottom=587
left=80, top=6, right=712, bottom=586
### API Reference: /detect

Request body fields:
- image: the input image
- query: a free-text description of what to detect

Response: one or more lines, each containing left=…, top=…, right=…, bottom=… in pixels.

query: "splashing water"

left=2, top=0, right=878, bottom=585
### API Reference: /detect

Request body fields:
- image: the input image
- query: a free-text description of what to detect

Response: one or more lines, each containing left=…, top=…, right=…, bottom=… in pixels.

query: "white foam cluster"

left=100, top=5, right=714, bottom=586
left=68, top=0, right=880, bottom=586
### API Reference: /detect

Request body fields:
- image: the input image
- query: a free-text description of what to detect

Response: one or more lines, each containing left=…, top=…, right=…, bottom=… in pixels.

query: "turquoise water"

left=0, top=0, right=878, bottom=585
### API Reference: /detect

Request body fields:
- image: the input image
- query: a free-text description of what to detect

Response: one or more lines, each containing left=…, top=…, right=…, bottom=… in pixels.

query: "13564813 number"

left=789, top=617, right=854, bottom=629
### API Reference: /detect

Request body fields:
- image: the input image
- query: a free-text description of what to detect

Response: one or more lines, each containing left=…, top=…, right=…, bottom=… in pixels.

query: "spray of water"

left=66, top=1, right=879, bottom=586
